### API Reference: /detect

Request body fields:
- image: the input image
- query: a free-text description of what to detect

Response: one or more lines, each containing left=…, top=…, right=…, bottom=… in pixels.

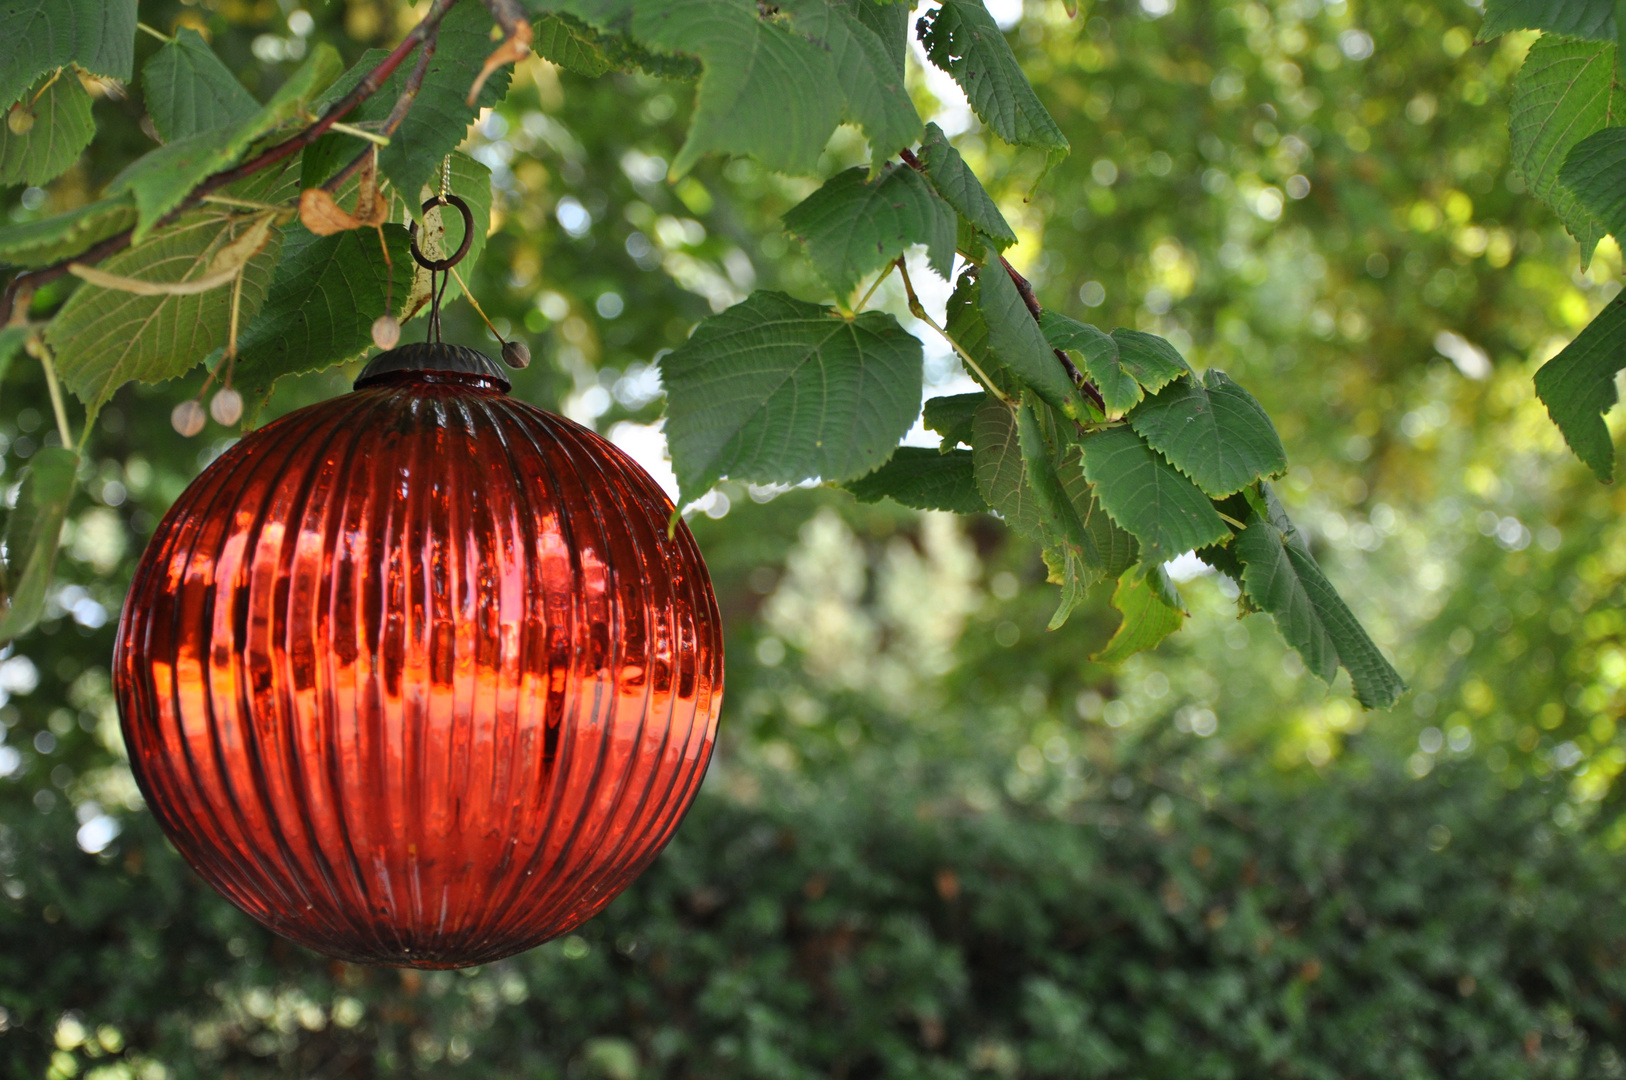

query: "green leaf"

left=916, top=0, right=1068, bottom=168
left=943, top=270, right=1014, bottom=397
left=970, top=393, right=1136, bottom=596
left=1041, top=312, right=1136, bottom=416
left=1194, top=493, right=1253, bottom=606
left=917, top=121, right=1016, bottom=248
left=1533, top=294, right=1626, bottom=481
left=1478, top=0, right=1613, bottom=41
left=1129, top=370, right=1287, bottom=498
left=0, top=0, right=136, bottom=109
left=306, top=5, right=511, bottom=199
left=978, top=263, right=1083, bottom=418
left=0, top=72, right=94, bottom=187
left=1042, top=544, right=1089, bottom=630
left=1093, top=566, right=1185, bottom=664
left=972, top=397, right=1047, bottom=541
left=44, top=210, right=284, bottom=417
left=1508, top=35, right=1619, bottom=266
left=534, top=13, right=614, bottom=75
left=1040, top=318, right=1193, bottom=420
left=782, top=165, right=956, bottom=298
left=847, top=0, right=909, bottom=78
left=1234, top=485, right=1406, bottom=710
left=844, top=447, right=986, bottom=513
left=1018, top=395, right=1087, bottom=543
left=110, top=44, right=342, bottom=241
left=379, top=4, right=512, bottom=205
left=142, top=28, right=258, bottom=142
left=779, top=0, right=922, bottom=163
left=532, top=9, right=705, bottom=78
left=404, top=152, right=493, bottom=315
left=233, top=224, right=415, bottom=417
left=1558, top=126, right=1626, bottom=238
left=1110, top=328, right=1192, bottom=392
left=633, top=0, right=843, bottom=177
left=1055, top=445, right=1139, bottom=580
left=529, top=0, right=638, bottom=30
left=297, top=47, right=390, bottom=187
left=0, top=196, right=136, bottom=269
left=923, top=392, right=984, bottom=449
left=0, top=447, right=78, bottom=643
left=1077, top=425, right=1229, bottom=563
left=660, top=291, right=924, bottom=503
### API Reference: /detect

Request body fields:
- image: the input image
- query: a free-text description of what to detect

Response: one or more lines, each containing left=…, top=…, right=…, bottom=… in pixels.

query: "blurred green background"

left=4, top=0, right=1626, bottom=1076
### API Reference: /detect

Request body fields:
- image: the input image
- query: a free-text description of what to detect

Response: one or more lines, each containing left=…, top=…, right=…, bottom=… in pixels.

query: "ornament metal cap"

left=353, top=341, right=511, bottom=392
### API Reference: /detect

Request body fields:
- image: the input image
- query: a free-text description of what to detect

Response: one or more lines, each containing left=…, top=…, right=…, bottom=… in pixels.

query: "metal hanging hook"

left=408, top=194, right=475, bottom=344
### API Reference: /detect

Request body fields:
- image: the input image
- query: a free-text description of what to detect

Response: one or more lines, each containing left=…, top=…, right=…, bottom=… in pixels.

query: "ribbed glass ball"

left=113, top=346, right=723, bottom=968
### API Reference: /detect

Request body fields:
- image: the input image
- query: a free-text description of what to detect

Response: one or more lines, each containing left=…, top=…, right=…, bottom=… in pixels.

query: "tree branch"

left=899, top=146, right=1102, bottom=412
left=322, top=8, right=449, bottom=196
left=0, top=0, right=464, bottom=326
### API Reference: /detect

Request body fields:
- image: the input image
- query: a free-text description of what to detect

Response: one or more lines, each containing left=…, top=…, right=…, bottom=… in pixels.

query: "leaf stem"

left=28, top=69, right=63, bottom=106
left=36, top=345, right=72, bottom=450
left=896, top=259, right=1010, bottom=404
left=325, top=120, right=392, bottom=146
left=136, top=22, right=174, bottom=44
left=200, top=194, right=291, bottom=213
left=853, top=261, right=895, bottom=314
left=448, top=266, right=504, bottom=341
left=226, top=270, right=245, bottom=362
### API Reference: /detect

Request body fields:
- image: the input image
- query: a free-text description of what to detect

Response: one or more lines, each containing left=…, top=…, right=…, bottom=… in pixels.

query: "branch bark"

left=321, top=5, right=451, bottom=196
left=0, top=0, right=465, bottom=326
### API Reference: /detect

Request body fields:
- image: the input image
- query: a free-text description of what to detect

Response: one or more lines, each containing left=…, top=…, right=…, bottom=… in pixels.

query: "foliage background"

left=3, top=0, right=1626, bottom=1077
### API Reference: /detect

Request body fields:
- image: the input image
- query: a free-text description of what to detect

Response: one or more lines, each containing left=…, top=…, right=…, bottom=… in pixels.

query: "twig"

left=322, top=22, right=444, bottom=196
left=206, top=0, right=459, bottom=192
left=0, top=0, right=465, bottom=326
left=900, top=143, right=1100, bottom=409
left=896, top=259, right=1010, bottom=403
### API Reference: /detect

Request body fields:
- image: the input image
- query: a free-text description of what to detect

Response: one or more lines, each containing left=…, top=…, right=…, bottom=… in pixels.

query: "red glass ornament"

left=114, top=345, right=723, bottom=968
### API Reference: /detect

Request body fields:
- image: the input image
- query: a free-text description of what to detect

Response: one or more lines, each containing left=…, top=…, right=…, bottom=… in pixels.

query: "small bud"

left=171, top=400, right=206, bottom=437
left=501, top=339, right=531, bottom=369
left=372, top=315, right=400, bottom=350
left=210, top=387, right=243, bottom=426
left=7, top=105, right=33, bottom=136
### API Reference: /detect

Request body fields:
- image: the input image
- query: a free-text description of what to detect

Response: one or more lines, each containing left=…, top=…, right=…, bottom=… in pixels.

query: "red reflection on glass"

left=114, top=371, right=722, bottom=968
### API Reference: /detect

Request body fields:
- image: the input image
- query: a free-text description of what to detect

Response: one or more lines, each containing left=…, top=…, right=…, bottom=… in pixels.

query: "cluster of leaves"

left=6, top=719, right=1623, bottom=1078
left=0, top=0, right=1402, bottom=705
left=1483, top=0, right=1626, bottom=482
left=537, top=1, right=1402, bottom=707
